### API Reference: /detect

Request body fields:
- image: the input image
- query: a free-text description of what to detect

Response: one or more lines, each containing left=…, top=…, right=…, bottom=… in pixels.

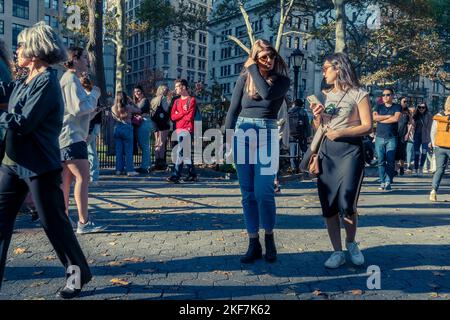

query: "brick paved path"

left=1, top=170, right=449, bottom=300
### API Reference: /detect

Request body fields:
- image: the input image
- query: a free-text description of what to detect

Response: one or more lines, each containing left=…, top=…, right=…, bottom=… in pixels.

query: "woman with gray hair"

left=0, top=22, right=92, bottom=299
left=151, top=84, right=171, bottom=170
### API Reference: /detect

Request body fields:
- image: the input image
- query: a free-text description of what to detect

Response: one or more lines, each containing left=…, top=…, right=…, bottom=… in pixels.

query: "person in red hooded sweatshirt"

left=166, top=79, right=198, bottom=183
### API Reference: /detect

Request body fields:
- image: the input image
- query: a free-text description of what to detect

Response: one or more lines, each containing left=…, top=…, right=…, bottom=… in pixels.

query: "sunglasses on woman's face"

left=258, top=53, right=276, bottom=62
left=418, top=106, right=426, bottom=109
left=382, top=94, right=392, bottom=97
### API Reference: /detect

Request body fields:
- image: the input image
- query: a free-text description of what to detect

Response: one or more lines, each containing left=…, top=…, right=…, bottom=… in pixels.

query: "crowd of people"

left=0, top=22, right=448, bottom=299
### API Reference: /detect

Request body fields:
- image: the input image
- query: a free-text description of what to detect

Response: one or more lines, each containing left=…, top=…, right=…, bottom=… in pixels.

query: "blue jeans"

left=432, top=147, right=450, bottom=191
left=87, top=124, right=100, bottom=181
left=114, top=123, right=134, bottom=173
left=171, top=130, right=196, bottom=178
left=233, top=117, right=279, bottom=234
left=413, top=134, right=429, bottom=170
left=137, top=117, right=154, bottom=170
left=375, top=137, right=397, bottom=184
left=406, top=141, right=414, bottom=165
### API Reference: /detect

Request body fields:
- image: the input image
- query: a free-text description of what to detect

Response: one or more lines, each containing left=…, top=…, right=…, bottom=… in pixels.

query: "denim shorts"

left=61, top=141, right=88, bottom=162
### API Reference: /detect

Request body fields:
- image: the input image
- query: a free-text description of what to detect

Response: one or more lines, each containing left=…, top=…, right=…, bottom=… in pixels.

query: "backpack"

left=288, top=108, right=305, bottom=138
left=151, top=99, right=170, bottom=130
left=433, top=112, right=450, bottom=148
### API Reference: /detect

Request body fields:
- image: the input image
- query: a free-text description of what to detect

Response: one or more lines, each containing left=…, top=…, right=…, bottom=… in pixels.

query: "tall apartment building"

left=207, top=0, right=323, bottom=101
left=124, top=0, right=212, bottom=94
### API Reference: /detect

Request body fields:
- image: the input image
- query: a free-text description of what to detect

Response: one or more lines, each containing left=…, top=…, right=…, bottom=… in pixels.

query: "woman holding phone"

left=310, top=53, right=373, bottom=269
left=224, top=39, right=290, bottom=264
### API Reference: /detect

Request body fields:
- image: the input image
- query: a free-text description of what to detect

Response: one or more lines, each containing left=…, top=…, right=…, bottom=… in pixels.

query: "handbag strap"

left=317, top=89, right=349, bottom=154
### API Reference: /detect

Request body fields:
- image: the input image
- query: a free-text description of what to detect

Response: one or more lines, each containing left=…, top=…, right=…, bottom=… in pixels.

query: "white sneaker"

left=77, top=220, right=107, bottom=234
left=346, top=241, right=365, bottom=266
left=324, top=251, right=346, bottom=269
left=127, top=171, right=139, bottom=177
left=430, top=189, right=437, bottom=202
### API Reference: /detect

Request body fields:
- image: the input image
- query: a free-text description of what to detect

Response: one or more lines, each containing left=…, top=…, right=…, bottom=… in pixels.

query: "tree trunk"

left=86, top=0, right=107, bottom=104
left=333, top=0, right=347, bottom=53
left=115, top=0, right=126, bottom=93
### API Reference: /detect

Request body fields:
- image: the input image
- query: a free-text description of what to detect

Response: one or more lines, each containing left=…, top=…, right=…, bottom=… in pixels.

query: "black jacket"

left=0, top=68, right=64, bottom=174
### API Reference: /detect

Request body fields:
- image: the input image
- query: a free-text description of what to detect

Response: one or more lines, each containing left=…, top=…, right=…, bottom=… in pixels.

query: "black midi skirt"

left=317, top=136, right=365, bottom=218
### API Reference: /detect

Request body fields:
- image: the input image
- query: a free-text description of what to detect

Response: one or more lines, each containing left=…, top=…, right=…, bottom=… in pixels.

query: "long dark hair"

left=413, top=102, right=429, bottom=121
left=133, top=85, right=146, bottom=104
left=323, top=53, right=360, bottom=90
left=0, top=40, right=13, bottom=76
left=64, top=46, right=84, bottom=69
left=114, top=91, right=129, bottom=120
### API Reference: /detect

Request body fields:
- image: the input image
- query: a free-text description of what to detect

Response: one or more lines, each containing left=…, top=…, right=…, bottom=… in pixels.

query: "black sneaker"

left=166, top=176, right=180, bottom=183
left=399, top=167, right=405, bottom=176
left=30, top=210, right=39, bottom=222
left=182, top=175, right=198, bottom=182
left=57, top=286, right=82, bottom=299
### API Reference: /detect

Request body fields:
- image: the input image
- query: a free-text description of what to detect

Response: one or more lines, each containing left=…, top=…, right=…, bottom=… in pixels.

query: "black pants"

left=0, top=166, right=91, bottom=290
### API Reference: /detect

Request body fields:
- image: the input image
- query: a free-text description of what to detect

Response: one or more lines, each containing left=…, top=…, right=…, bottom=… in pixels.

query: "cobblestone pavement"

left=0, top=170, right=449, bottom=300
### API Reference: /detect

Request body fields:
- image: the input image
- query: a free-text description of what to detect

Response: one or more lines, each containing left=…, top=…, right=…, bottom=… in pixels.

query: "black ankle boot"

left=240, top=237, right=262, bottom=263
left=264, top=234, right=277, bottom=263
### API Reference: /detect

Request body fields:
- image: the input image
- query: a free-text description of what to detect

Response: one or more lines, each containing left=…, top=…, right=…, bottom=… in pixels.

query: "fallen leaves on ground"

left=110, top=278, right=130, bottom=286
left=122, top=257, right=145, bottom=263
left=30, top=281, right=46, bottom=288
left=14, top=248, right=27, bottom=255
left=312, top=290, right=325, bottom=297
left=100, top=252, right=111, bottom=257
left=108, top=242, right=118, bottom=246
left=107, top=261, right=123, bottom=267
left=350, top=289, right=364, bottom=295
left=44, top=255, right=56, bottom=261
left=213, top=270, right=232, bottom=276
left=33, top=271, right=44, bottom=276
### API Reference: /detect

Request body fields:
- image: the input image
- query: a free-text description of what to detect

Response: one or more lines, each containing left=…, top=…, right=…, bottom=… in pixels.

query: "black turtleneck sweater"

left=224, top=64, right=290, bottom=130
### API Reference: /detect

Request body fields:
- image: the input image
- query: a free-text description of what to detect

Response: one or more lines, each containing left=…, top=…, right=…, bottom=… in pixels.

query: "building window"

left=234, top=63, right=243, bottom=74
left=140, top=44, right=144, bottom=56
left=235, top=25, right=246, bottom=38
left=46, top=0, right=58, bottom=9
left=198, top=59, right=206, bottom=71
left=177, top=68, right=182, bottom=79
left=163, top=38, right=169, bottom=50
left=199, top=32, right=207, bottom=44
left=178, top=40, right=183, bottom=52
left=221, top=47, right=232, bottom=59
left=187, top=57, right=195, bottom=69
left=286, top=36, right=292, bottom=48
left=146, top=42, right=151, bottom=54
left=134, top=47, right=138, bottom=59
left=12, top=23, right=27, bottom=46
left=0, top=20, right=3, bottom=34
left=188, top=31, right=196, bottom=42
left=303, top=59, right=307, bottom=71
left=188, top=43, right=196, bottom=56
left=294, top=37, right=300, bottom=49
left=187, top=71, right=195, bottom=83
left=51, top=17, right=59, bottom=29
left=13, top=0, right=29, bottom=19
left=128, top=49, right=133, bottom=60
left=211, top=68, right=215, bottom=79
left=45, top=15, right=51, bottom=26
left=212, top=50, right=215, bottom=61
left=177, top=55, right=183, bottom=67
left=220, top=65, right=231, bottom=77
left=163, top=53, right=169, bottom=65
left=199, top=46, right=206, bottom=58
left=0, top=0, right=4, bottom=13
left=198, top=73, right=205, bottom=83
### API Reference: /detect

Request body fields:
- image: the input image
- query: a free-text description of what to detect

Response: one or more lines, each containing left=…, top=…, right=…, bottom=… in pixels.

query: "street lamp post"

left=290, top=48, right=304, bottom=100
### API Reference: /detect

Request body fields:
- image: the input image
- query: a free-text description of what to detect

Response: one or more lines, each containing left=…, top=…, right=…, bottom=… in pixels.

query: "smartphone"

left=307, top=95, right=322, bottom=106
